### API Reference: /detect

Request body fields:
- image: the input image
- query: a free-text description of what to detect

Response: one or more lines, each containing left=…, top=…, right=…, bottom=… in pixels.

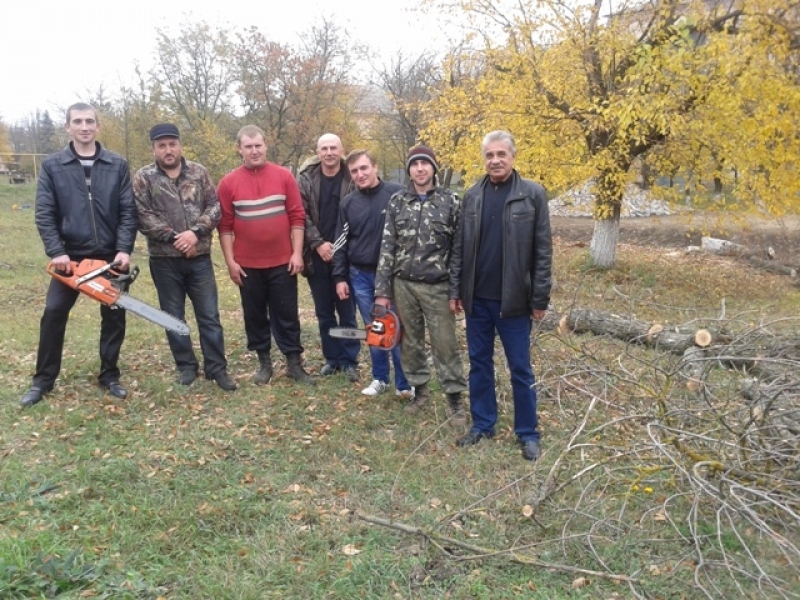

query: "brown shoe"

left=446, top=392, right=467, bottom=427
left=404, top=383, right=430, bottom=413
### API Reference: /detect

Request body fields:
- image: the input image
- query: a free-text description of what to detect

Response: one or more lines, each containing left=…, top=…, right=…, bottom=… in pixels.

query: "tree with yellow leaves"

left=423, top=0, right=800, bottom=266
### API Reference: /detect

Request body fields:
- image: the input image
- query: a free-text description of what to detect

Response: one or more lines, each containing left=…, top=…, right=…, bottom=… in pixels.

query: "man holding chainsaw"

left=20, top=102, right=138, bottom=408
left=133, top=123, right=236, bottom=391
left=333, top=150, right=413, bottom=399
left=375, top=146, right=468, bottom=423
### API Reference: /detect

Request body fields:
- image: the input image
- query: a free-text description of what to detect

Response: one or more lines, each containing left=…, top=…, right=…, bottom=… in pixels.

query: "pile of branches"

left=362, top=309, right=800, bottom=599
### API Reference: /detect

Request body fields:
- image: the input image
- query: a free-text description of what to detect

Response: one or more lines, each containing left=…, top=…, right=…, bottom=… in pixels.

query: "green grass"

left=2, top=180, right=799, bottom=599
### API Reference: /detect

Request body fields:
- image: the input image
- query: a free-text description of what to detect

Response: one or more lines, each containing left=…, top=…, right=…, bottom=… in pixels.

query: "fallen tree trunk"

left=563, top=308, right=721, bottom=354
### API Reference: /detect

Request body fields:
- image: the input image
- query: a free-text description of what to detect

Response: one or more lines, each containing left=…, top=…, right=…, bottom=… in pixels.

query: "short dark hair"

left=236, top=124, right=266, bottom=145
left=345, top=149, right=375, bottom=167
left=65, top=102, right=98, bottom=125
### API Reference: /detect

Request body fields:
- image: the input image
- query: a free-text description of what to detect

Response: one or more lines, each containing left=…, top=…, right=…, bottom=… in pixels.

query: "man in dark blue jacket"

left=333, top=150, right=412, bottom=398
left=20, top=102, right=138, bottom=408
left=449, top=130, right=553, bottom=461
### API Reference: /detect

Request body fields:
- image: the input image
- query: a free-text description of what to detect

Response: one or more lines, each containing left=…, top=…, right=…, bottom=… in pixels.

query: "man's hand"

left=174, top=230, right=198, bottom=255
left=374, top=296, right=391, bottom=308
left=113, top=252, right=131, bottom=271
left=316, top=241, right=334, bottom=262
left=449, top=299, right=463, bottom=315
left=227, top=261, right=246, bottom=286
left=336, top=282, right=350, bottom=300
left=287, top=252, right=304, bottom=276
left=50, top=254, right=72, bottom=275
left=532, top=309, right=546, bottom=322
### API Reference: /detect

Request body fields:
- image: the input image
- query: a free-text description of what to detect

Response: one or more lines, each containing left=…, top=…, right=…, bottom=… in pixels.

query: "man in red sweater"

left=217, top=124, right=314, bottom=385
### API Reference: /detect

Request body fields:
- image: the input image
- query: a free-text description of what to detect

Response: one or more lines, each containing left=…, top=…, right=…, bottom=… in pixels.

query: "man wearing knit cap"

left=449, top=130, right=552, bottom=462
left=375, top=145, right=467, bottom=424
left=133, top=123, right=236, bottom=391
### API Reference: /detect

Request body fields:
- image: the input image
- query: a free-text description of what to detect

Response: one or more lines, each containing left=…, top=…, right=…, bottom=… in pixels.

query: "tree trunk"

left=589, top=203, right=621, bottom=268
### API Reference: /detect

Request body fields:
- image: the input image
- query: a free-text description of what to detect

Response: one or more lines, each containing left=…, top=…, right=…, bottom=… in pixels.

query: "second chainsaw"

left=330, top=303, right=402, bottom=350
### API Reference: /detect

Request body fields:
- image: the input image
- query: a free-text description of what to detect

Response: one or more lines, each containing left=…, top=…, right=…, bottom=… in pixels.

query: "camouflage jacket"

left=375, top=184, right=461, bottom=298
left=133, top=159, right=221, bottom=258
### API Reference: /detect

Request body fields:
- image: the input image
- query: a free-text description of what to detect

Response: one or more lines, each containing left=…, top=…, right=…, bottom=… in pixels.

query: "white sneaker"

left=361, top=380, right=388, bottom=396
left=395, top=386, right=415, bottom=399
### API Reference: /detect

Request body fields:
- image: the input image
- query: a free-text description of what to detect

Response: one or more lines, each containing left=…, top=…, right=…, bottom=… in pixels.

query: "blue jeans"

left=149, top=255, right=227, bottom=378
left=465, top=298, right=539, bottom=442
left=307, top=254, right=359, bottom=368
left=348, top=266, right=410, bottom=390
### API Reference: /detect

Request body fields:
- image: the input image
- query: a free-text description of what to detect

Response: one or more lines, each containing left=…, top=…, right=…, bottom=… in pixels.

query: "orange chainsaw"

left=330, top=303, right=402, bottom=350
left=47, top=259, right=190, bottom=336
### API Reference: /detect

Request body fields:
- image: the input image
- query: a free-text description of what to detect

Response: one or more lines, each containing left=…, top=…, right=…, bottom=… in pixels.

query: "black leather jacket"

left=449, top=170, right=552, bottom=318
left=35, top=144, right=137, bottom=259
left=296, top=156, right=353, bottom=275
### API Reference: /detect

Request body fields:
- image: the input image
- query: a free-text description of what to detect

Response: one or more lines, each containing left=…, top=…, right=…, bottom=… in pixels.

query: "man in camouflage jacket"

left=375, top=146, right=467, bottom=423
left=133, top=123, right=235, bottom=391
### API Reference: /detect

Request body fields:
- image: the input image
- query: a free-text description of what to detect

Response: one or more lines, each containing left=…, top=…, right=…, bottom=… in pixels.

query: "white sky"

left=0, top=0, right=446, bottom=124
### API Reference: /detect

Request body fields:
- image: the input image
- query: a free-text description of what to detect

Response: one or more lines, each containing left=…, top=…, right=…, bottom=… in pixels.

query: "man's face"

left=65, top=109, right=99, bottom=145
left=348, top=156, right=379, bottom=190
left=238, top=134, right=267, bottom=168
left=483, top=140, right=515, bottom=183
left=409, top=159, right=435, bottom=190
left=153, top=137, right=182, bottom=170
left=317, top=136, right=343, bottom=171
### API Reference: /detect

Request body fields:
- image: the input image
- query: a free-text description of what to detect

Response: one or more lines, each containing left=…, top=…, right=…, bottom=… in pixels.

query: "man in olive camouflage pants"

left=375, top=146, right=467, bottom=424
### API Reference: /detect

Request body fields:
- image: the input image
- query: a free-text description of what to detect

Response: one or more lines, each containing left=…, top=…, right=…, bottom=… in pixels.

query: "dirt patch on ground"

left=552, top=213, right=800, bottom=264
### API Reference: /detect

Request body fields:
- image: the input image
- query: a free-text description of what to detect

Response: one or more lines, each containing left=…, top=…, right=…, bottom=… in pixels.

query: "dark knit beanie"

left=149, top=123, right=180, bottom=141
left=406, top=145, right=439, bottom=174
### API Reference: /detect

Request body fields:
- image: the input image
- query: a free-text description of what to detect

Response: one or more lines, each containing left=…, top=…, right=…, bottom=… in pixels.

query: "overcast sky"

left=0, top=0, right=445, bottom=124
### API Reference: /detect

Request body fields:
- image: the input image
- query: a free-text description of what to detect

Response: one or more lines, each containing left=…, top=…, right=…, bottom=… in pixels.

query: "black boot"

left=446, top=392, right=467, bottom=427
left=254, top=351, right=273, bottom=385
left=286, top=353, right=316, bottom=385
left=404, top=382, right=430, bottom=413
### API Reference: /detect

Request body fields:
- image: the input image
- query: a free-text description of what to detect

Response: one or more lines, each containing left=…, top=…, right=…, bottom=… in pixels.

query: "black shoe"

left=20, top=387, right=48, bottom=408
left=212, top=371, right=237, bottom=391
left=178, top=369, right=197, bottom=386
left=343, top=366, right=359, bottom=382
left=320, top=363, right=340, bottom=376
left=520, top=439, right=541, bottom=462
left=102, top=382, right=128, bottom=399
left=456, top=429, right=494, bottom=447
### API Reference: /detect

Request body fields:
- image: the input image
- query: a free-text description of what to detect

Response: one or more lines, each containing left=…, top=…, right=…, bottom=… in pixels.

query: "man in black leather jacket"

left=449, top=130, right=553, bottom=461
left=20, top=102, right=138, bottom=408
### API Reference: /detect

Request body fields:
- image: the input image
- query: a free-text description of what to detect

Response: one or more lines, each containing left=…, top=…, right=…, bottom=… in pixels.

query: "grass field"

left=1, top=179, right=799, bottom=599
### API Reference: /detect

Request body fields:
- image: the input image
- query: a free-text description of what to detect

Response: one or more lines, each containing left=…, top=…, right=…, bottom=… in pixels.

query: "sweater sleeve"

left=283, top=170, right=306, bottom=228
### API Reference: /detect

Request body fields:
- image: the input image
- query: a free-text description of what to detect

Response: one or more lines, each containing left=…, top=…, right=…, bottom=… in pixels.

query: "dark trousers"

left=149, top=255, right=227, bottom=378
left=465, top=298, right=539, bottom=442
left=307, top=254, right=359, bottom=368
left=239, top=265, right=303, bottom=356
left=33, top=277, right=126, bottom=389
